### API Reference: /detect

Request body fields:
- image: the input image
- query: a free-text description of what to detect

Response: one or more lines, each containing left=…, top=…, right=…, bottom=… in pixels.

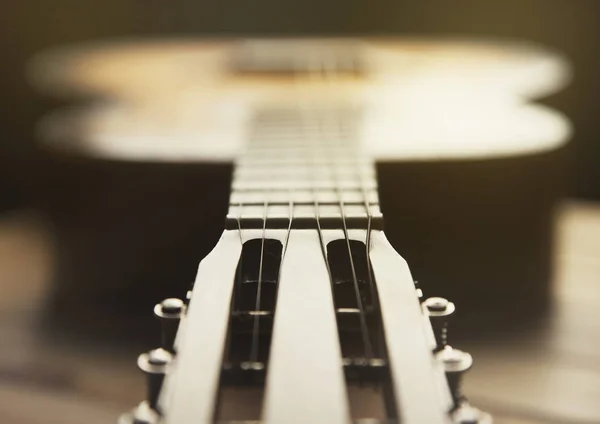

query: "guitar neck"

left=107, top=38, right=502, bottom=424
left=226, top=108, right=383, bottom=231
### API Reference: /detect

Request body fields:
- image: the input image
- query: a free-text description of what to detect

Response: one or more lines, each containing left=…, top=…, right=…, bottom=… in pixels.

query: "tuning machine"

left=139, top=348, right=173, bottom=412
left=119, top=348, right=172, bottom=423
left=120, top=297, right=183, bottom=422
left=154, top=297, right=186, bottom=353
left=452, top=404, right=493, bottom=424
left=414, top=280, right=424, bottom=302
left=424, top=296, right=455, bottom=351
left=436, top=346, right=492, bottom=424
left=118, top=401, right=159, bottom=424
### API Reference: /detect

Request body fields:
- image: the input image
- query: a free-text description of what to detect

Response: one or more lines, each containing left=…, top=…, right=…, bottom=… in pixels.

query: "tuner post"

left=138, top=348, right=173, bottom=413
left=414, top=280, right=425, bottom=303
left=436, top=346, right=492, bottom=423
left=452, top=404, right=493, bottom=424
left=436, top=346, right=472, bottom=408
left=154, top=298, right=185, bottom=353
left=118, top=401, right=159, bottom=424
left=424, top=297, right=455, bottom=351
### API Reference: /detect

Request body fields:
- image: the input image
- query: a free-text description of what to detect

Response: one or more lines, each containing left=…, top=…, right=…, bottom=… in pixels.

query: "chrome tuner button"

left=138, top=348, right=173, bottom=412
left=154, top=298, right=185, bottom=352
left=119, top=401, right=159, bottom=424
left=424, top=297, right=455, bottom=351
left=436, top=346, right=472, bottom=409
left=437, top=347, right=493, bottom=423
left=413, top=280, right=424, bottom=302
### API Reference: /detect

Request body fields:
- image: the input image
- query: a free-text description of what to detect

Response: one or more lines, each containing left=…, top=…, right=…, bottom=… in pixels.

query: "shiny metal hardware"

left=413, top=280, right=424, bottom=302
left=424, top=297, right=455, bottom=351
left=138, top=348, right=173, bottom=412
left=154, top=298, right=185, bottom=352
left=118, top=401, right=160, bottom=424
left=436, top=346, right=472, bottom=408
left=451, top=403, right=493, bottom=424
left=436, top=346, right=492, bottom=423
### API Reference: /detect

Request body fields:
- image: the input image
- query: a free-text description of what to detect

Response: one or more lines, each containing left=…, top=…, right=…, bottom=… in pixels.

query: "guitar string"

left=332, top=56, right=380, bottom=357
left=359, top=144, right=380, bottom=355
left=233, top=153, right=245, bottom=348
left=245, top=52, right=375, bottom=363
left=294, top=68, right=332, bottom=288
left=247, top=113, right=296, bottom=365
left=283, top=60, right=360, bottom=366
left=233, top=130, right=249, bottom=363
left=248, top=195, right=268, bottom=363
left=300, top=81, right=342, bottom=357
left=336, top=101, right=380, bottom=356
left=234, top=155, right=245, bottom=245
left=322, top=60, right=373, bottom=359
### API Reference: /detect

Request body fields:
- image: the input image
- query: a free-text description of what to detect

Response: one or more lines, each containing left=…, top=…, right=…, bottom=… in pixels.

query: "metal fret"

left=227, top=107, right=380, bottom=231
left=230, top=188, right=379, bottom=206
left=232, top=178, right=377, bottom=191
left=225, top=204, right=383, bottom=230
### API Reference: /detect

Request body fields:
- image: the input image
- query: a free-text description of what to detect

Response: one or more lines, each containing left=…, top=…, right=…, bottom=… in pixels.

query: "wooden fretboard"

left=226, top=108, right=383, bottom=230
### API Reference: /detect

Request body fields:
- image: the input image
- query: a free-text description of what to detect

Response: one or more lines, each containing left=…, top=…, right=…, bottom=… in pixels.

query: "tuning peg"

left=118, top=401, right=159, bottom=424
left=435, top=346, right=492, bottom=423
left=451, top=403, right=493, bottom=424
left=413, top=280, right=424, bottom=302
left=138, top=348, right=172, bottom=412
left=436, top=346, right=472, bottom=409
left=424, top=297, right=455, bottom=351
left=154, top=298, right=185, bottom=352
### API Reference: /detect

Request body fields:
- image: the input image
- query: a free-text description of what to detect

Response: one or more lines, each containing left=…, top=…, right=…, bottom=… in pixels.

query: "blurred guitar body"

left=30, top=37, right=569, bottom=342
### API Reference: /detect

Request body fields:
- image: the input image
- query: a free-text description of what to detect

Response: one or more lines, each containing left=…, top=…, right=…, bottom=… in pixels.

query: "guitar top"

left=29, top=37, right=572, bottom=424
left=31, top=37, right=570, bottom=163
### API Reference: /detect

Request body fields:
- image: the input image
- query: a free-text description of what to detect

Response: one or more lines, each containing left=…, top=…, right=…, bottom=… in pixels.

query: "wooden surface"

left=0, top=201, right=599, bottom=423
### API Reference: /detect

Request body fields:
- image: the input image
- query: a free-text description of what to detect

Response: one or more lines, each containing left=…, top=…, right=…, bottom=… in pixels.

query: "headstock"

left=120, top=228, right=489, bottom=424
